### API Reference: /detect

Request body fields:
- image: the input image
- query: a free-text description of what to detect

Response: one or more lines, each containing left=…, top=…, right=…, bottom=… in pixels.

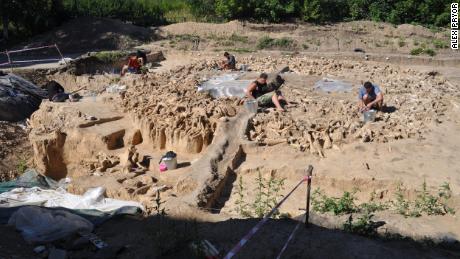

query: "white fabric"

left=0, top=186, right=144, bottom=212
left=8, top=206, right=93, bottom=243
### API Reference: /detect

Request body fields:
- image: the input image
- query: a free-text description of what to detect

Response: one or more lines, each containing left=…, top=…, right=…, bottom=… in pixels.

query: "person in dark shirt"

left=245, top=73, right=286, bottom=112
left=221, top=52, right=236, bottom=70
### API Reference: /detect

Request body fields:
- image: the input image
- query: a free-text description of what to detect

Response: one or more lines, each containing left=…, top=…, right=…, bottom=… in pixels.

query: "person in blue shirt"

left=358, top=81, right=384, bottom=112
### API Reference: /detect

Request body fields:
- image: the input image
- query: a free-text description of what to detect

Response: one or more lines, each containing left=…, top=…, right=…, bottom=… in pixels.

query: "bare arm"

left=366, top=92, right=383, bottom=107
left=246, top=82, right=257, bottom=99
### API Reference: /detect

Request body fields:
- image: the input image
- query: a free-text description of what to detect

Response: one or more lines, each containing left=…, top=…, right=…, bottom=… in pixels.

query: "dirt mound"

left=0, top=122, right=31, bottom=181
left=17, top=17, right=156, bottom=54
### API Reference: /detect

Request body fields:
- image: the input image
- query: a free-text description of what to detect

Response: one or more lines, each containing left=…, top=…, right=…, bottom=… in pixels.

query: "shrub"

left=257, top=36, right=295, bottom=50
left=432, top=39, right=448, bottom=49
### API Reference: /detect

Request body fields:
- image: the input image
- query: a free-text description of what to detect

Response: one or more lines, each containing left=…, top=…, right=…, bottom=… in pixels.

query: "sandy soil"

left=1, top=20, right=460, bottom=258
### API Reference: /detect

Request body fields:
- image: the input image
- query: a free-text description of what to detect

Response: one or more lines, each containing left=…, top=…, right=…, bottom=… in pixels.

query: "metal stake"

left=305, top=165, right=313, bottom=228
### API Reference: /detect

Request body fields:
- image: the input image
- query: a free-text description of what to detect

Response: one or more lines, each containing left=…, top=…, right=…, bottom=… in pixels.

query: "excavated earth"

left=7, top=50, right=460, bottom=258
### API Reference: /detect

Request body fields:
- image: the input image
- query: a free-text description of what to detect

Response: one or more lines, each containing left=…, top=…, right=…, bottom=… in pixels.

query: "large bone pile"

left=120, top=61, right=238, bottom=153
left=240, top=56, right=455, bottom=156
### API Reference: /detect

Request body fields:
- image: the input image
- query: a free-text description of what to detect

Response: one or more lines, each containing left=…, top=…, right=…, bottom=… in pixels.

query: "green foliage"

left=410, top=47, right=424, bottom=55
left=235, top=176, right=251, bottom=217
left=398, top=38, right=406, bottom=47
left=311, top=188, right=359, bottom=215
left=432, top=39, right=448, bottom=49
left=92, top=50, right=128, bottom=63
left=235, top=172, right=286, bottom=218
left=343, top=211, right=379, bottom=236
left=410, top=47, right=437, bottom=56
left=392, top=181, right=455, bottom=217
left=257, top=36, right=294, bottom=50
left=16, top=158, right=28, bottom=174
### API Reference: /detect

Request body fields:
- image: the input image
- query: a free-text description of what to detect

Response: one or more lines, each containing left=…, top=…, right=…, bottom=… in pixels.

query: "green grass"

left=92, top=50, right=128, bottom=63
left=229, top=33, right=249, bottom=43
left=257, top=36, right=295, bottom=50
left=398, top=38, right=406, bottom=47
left=410, top=47, right=436, bottom=56
left=432, top=39, right=448, bottom=49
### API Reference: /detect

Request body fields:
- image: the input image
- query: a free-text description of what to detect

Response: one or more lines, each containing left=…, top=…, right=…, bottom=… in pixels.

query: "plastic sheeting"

left=197, top=73, right=252, bottom=98
left=0, top=169, right=67, bottom=194
left=0, top=73, right=47, bottom=121
left=8, top=206, right=94, bottom=244
left=314, top=78, right=353, bottom=93
left=0, top=186, right=144, bottom=212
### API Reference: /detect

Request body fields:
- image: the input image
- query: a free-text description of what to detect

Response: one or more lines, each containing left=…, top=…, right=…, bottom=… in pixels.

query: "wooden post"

left=305, top=165, right=313, bottom=228
left=6, top=50, right=12, bottom=73
left=54, top=44, right=67, bottom=65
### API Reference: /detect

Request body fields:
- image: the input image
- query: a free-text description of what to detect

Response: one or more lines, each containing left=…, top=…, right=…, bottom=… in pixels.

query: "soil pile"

left=0, top=122, right=31, bottom=181
left=16, top=17, right=156, bottom=54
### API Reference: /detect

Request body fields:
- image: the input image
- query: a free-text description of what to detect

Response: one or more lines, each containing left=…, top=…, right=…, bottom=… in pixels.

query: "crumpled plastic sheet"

left=0, top=186, right=144, bottom=212
left=197, top=73, right=252, bottom=98
left=314, top=78, right=353, bottom=93
left=8, top=206, right=94, bottom=244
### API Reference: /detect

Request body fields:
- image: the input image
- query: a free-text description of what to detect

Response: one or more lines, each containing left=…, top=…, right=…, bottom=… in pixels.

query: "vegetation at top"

left=0, top=0, right=453, bottom=46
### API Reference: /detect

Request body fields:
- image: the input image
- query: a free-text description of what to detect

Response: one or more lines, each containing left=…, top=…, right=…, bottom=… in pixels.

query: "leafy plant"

left=16, top=158, right=27, bottom=174
left=257, top=36, right=294, bottom=50
left=410, top=47, right=436, bottom=56
left=343, top=211, right=383, bottom=236
left=235, top=176, right=251, bottom=217
left=432, top=39, right=448, bottom=49
left=311, top=188, right=358, bottom=215
left=393, top=181, right=455, bottom=217
left=398, top=38, right=406, bottom=47
left=235, top=172, right=286, bottom=218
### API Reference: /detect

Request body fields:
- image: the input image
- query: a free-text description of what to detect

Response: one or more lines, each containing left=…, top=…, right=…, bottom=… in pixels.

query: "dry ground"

left=1, top=19, right=460, bottom=258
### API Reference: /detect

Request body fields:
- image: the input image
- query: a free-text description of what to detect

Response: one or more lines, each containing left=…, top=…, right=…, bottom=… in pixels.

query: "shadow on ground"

left=1, top=213, right=459, bottom=259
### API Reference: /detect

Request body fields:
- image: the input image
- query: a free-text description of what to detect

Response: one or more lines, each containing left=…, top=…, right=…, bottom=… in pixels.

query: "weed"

left=154, top=190, right=167, bottom=216
left=93, top=51, right=128, bottom=63
left=235, top=171, right=286, bottom=218
left=229, top=33, right=249, bottom=43
left=424, top=48, right=436, bottom=56
left=16, top=158, right=27, bottom=174
left=398, top=38, right=406, bottom=47
left=302, top=43, right=309, bottom=50
left=311, top=188, right=358, bottom=215
left=257, top=36, right=294, bottom=50
left=343, top=211, right=382, bottom=236
left=393, top=183, right=411, bottom=216
left=432, top=39, right=448, bottom=49
left=175, top=34, right=200, bottom=42
left=393, top=182, right=455, bottom=217
left=235, top=176, right=252, bottom=217
left=410, top=47, right=436, bottom=56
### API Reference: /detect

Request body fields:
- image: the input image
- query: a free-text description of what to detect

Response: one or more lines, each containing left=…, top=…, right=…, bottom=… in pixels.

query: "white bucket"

left=161, top=157, right=177, bottom=170
left=363, top=110, right=377, bottom=123
left=244, top=99, right=258, bottom=113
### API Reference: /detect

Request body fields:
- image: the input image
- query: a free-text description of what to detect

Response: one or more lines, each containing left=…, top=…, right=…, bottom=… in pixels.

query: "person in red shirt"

left=121, top=55, right=141, bottom=76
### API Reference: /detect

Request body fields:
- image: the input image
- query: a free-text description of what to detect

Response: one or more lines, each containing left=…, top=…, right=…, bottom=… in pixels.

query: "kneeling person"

left=358, top=81, right=383, bottom=112
left=246, top=73, right=286, bottom=112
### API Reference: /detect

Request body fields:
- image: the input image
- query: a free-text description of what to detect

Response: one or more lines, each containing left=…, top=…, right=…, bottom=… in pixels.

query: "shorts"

left=256, top=92, right=274, bottom=106
left=128, top=67, right=139, bottom=73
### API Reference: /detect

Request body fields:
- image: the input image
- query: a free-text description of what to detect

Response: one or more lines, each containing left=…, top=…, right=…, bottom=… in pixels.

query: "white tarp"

left=197, top=73, right=252, bottom=98
left=0, top=186, right=144, bottom=212
left=8, top=206, right=94, bottom=244
left=314, top=78, right=353, bottom=93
